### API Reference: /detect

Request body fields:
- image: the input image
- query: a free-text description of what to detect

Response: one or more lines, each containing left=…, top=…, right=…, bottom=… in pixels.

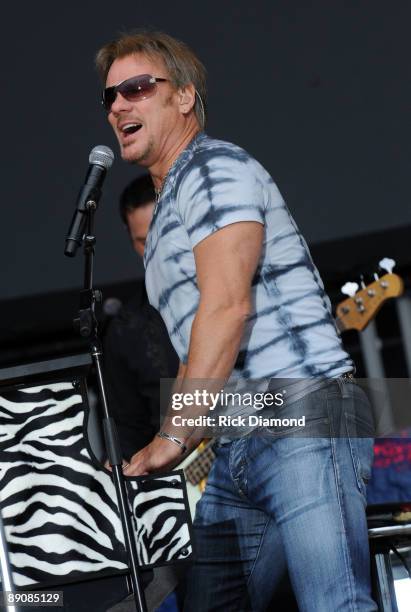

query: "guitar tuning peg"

left=379, top=257, right=396, bottom=274
left=360, top=274, right=366, bottom=289
left=373, top=272, right=379, bottom=281
left=341, top=281, right=359, bottom=297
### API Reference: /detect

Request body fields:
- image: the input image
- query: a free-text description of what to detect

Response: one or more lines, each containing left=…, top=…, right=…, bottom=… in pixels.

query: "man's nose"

left=110, top=91, right=133, bottom=115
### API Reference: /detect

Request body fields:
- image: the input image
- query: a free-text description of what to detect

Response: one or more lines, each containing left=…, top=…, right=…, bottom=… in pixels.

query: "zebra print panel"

left=128, top=475, right=192, bottom=566
left=0, top=379, right=192, bottom=588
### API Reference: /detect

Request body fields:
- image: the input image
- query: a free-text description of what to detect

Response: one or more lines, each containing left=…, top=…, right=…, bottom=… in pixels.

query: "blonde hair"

left=96, top=30, right=207, bottom=128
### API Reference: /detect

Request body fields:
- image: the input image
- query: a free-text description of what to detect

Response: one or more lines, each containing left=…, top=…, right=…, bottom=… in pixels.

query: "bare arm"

left=185, top=220, right=263, bottom=378
left=124, top=221, right=263, bottom=475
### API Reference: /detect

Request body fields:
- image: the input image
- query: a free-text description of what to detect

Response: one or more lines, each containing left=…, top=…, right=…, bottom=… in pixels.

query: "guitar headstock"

left=336, top=262, right=404, bottom=332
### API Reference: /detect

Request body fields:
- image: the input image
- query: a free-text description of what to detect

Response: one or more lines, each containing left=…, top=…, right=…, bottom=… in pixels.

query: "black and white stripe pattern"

left=129, top=475, right=192, bottom=566
left=0, top=380, right=192, bottom=587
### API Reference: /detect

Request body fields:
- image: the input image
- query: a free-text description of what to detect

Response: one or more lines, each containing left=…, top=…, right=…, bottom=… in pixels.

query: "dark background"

left=2, top=0, right=411, bottom=299
left=1, top=0, right=411, bottom=367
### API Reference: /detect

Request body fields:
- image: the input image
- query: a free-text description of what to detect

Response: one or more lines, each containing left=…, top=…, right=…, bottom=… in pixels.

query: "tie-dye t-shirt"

left=144, top=132, right=353, bottom=380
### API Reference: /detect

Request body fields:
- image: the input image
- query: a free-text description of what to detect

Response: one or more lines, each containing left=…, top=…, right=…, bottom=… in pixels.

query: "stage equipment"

left=65, top=144, right=152, bottom=609
left=0, top=145, right=193, bottom=611
left=64, top=145, right=114, bottom=257
left=368, top=504, right=411, bottom=611
left=0, top=355, right=193, bottom=611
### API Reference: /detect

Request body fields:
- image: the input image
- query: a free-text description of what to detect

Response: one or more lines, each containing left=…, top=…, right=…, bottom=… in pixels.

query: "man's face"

left=126, top=202, right=155, bottom=257
left=106, top=54, right=181, bottom=167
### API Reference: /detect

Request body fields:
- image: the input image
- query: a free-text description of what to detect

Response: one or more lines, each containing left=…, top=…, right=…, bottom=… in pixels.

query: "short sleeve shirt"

left=144, top=133, right=353, bottom=380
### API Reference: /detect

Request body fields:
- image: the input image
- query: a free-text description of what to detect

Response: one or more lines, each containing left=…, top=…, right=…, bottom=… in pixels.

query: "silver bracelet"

left=157, top=431, right=187, bottom=453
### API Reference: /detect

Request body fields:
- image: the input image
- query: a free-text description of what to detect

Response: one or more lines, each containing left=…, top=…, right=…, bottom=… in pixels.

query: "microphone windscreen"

left=89, top=145, right=114, bottom=169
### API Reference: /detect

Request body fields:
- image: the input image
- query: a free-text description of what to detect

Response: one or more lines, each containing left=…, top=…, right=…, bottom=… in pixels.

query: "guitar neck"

left=335, top=273, right=404, bottom=333
left=184, top=440, right=215, bottom=486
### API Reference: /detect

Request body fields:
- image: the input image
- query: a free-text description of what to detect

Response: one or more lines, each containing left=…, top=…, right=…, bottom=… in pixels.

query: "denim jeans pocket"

left=261, top=387, right=331, bottom=438
left=262, top=415, right=330, bottom=438
left=344, top=413, right=374, bottom=497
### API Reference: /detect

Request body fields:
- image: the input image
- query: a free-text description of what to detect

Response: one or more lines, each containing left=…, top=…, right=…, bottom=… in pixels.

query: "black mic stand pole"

left=75, top=199, right=147, bottom=612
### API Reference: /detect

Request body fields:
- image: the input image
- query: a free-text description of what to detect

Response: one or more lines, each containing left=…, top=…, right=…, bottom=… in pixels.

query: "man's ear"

left=178, top=83, right=196, bottom=115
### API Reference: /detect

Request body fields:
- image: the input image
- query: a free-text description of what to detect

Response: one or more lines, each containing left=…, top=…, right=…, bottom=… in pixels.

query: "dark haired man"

left=104, top=174, right=178, bottom=460
left=97, top=31, right=376, bottom=611
left=118, top=173, right=157, bottom=255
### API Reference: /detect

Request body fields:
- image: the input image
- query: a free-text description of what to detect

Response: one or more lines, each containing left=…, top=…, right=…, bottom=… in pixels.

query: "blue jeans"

left=184, top=379, right=377, bottom=611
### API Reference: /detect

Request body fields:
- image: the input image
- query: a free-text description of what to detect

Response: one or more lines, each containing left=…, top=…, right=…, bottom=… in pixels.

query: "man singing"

left=96, top=31, right=377, bottom=611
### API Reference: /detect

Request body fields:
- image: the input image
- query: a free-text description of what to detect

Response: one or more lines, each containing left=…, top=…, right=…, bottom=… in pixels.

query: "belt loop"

left=337, top=376, right=350, bottom=399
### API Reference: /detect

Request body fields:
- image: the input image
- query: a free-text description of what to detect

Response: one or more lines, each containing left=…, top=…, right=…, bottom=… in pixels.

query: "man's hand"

left=122, top=435, right=184, bottom=476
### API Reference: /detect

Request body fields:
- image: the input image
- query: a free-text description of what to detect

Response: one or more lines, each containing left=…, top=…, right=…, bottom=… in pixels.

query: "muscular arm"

left=186, top=221, right=263, bottom=379
left=124, top=221, right=263, bottom=475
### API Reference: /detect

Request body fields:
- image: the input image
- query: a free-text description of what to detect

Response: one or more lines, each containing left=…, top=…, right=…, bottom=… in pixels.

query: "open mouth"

left=121, top=123, right=143, bottom=138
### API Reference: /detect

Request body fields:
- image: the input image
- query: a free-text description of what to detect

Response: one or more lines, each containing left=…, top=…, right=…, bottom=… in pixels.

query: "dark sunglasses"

left=102, top=74, right=168, bottom=112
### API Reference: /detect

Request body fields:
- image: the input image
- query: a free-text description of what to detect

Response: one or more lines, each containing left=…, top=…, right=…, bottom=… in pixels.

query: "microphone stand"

left=73, top=199, right=147, bottom=612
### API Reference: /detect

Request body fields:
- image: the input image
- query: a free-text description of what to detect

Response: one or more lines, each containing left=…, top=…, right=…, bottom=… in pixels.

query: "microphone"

left=64, top=145, right=114, bottom=257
